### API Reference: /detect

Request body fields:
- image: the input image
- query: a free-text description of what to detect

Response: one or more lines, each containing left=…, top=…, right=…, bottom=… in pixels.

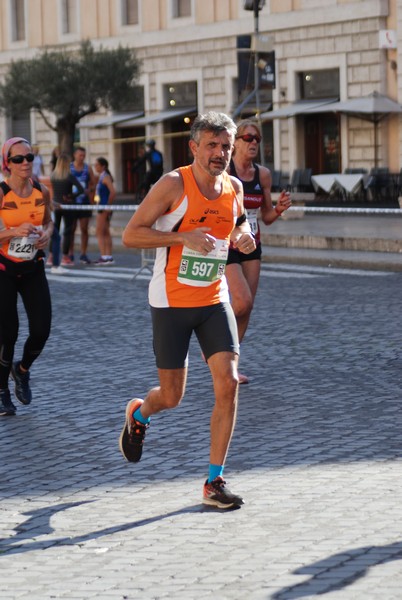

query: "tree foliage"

left=0, top=41, right=141, bottom=154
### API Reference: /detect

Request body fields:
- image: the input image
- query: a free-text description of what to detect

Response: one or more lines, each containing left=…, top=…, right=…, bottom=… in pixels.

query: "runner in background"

left=0, top=137, right=53, bottom=415
left=227, top=120, right=291, bottom=384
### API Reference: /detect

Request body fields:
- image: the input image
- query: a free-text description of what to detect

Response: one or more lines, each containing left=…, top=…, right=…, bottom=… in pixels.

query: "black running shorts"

left=150, top=302, right=239, bottom=369
left=226, top=243, right=262, bottom=265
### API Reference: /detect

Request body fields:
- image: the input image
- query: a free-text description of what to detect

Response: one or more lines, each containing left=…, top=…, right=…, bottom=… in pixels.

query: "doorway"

left=168, top=116, right=194, bottom=169
left=304, top=114, right=341, bottom=174
left=120, top=127, right=146, bottom=193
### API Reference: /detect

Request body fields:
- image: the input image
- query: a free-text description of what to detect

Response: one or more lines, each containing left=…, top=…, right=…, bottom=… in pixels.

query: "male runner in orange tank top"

left=120, top=112, right=256, bottom=508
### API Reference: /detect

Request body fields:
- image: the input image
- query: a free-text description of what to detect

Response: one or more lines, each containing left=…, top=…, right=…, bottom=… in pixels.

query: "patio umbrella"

left=259, top=98, right=338, bottom=120
left=307, top=91, right=402, bottom=167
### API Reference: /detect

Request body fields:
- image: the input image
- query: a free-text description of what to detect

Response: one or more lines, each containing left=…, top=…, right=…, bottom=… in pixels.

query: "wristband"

left=236, top=213, right=247, bottom=227
left=275, top=205, right=282, bottom=216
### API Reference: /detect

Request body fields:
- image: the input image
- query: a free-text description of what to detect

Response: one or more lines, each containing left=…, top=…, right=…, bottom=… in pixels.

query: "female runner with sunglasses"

left=0, top=137, right=53, bottom=415
left=227, top=120, right=291, bottom=384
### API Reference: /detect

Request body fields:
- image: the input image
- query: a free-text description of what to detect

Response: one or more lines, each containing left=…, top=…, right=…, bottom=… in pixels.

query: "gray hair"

left=236, top=119, right=261, bottom=138
left=190, top=111, right=237, bottom=143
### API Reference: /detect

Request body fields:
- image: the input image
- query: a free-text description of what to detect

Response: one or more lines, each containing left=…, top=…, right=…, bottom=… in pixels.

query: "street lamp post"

left=244, top=0, right=266, bottom=164
left=252, top=1, right=261, bottom=117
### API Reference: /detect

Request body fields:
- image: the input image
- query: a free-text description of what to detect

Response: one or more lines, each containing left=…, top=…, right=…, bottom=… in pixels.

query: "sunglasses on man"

left=8, top=153, right=35, bottom=164
left=236, top=134, right=262, bottom=144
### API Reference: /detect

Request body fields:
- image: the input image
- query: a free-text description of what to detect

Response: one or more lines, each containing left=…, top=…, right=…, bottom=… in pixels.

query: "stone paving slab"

left=0, top=255, right=401, bottom=599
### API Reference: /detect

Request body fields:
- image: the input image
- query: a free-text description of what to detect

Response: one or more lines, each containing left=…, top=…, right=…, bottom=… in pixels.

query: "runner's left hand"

left=233, top=232, right=256, bottom=254
left=35, top=229, right=50, bottom=249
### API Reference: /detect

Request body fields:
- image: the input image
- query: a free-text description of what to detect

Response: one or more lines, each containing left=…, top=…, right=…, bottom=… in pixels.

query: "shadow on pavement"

left=270, top=540, right=402, bottom=599
left=0, top=500, right=226, bottom=557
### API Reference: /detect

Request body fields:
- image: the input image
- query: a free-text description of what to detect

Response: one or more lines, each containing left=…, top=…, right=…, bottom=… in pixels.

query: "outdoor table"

left=311, top=174, right=338, bottom=194
left=311, top=173, right=368, bottom=195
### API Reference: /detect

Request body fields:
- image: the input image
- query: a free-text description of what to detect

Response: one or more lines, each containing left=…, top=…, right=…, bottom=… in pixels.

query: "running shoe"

left=61, top=256, right=74, bottom=266
left=0, top=389, right=16, bottom=416
left=10, top=362, right=32, bottom=405
left=119, top=398, right=148, bottom=462
left=94, top=257, right=107, bottom=266
left=238, top=372, right=249, bottom=385
left=202, top=476, right=244, bottom=509
left=50, top=265, right=69, bottom=275
left=94, top=257, right=113, bottom=266
left=79, top=254, right=91, bottom=265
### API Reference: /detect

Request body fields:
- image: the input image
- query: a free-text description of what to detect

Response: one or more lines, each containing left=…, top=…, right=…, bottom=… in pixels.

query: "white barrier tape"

left=287, top=206, right=402, bottom=215
left=59, top=204, right=402, bottom=215
left=59, top=204, right=138, bottom=211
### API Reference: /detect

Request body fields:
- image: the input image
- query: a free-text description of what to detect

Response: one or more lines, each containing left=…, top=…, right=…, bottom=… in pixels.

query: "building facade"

left=0, top=0, right=400, bottom=193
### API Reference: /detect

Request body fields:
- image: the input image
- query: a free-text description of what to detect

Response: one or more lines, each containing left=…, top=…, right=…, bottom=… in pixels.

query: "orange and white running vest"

left=0, top=180, right=45, bottom=262
left=149, top=165, right=241, bottom=308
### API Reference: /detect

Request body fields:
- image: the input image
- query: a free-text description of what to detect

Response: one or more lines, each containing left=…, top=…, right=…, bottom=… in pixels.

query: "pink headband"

left=1, top=137, right=30, bottom=175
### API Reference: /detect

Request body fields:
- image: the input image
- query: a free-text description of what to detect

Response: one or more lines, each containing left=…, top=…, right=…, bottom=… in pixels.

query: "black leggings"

left=0, top=259, right=52, bottom=389
left=53, top=209, right=77, bottom=256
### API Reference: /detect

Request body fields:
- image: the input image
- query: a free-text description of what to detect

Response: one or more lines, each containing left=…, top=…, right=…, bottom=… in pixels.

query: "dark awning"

left=304, top=91, right=402, bottom=121
left=117, top=107, right=197, bottom=128
left=259, top=98, right=338, bottom=121
left=78, top=112, right=144, bottom=128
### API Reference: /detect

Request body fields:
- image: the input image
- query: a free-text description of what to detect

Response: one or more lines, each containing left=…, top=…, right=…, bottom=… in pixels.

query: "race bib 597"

left=178, top=239, right=229, bottom=287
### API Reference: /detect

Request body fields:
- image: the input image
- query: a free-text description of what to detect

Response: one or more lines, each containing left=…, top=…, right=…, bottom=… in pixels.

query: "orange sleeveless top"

left=0, top=180, right=45, bottom=262
left=149, top=165, right=241, bottom=308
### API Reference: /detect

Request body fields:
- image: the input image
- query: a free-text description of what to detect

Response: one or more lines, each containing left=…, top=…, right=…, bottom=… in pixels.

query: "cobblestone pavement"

left=1, top=254, right=401, bottom=600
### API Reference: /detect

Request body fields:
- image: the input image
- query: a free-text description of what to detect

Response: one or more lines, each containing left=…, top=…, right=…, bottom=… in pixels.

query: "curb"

left=261, top=246, right=402, bottom=272
left=81, top=222, right=402, bottom=272
left=260, top=232, right=402, bottom=253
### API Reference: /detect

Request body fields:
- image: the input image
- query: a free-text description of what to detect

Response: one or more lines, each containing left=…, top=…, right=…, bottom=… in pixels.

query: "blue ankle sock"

left=208, top=464, right=224, bottom=483
left=133, top=407, right=150, bottom=425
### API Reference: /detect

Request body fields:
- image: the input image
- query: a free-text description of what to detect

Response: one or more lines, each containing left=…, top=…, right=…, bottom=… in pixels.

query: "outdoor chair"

left=299, top=168, right=313, bottom=192
left=397, top=169, right=402, bottom=199
left=287, top=169, right=303, bottom=192
left=280, top=172, right=289, bottom=190
left=367, top=168, right=395, bottom=203
left=344, top=168, right=368, bottom=174
left=271, top=170, right=282, bottom=192
left=370, top=167, right=390, bottom=175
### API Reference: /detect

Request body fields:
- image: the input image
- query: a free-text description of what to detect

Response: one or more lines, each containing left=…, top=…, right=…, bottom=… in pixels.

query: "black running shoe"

left=119, top=398, right=149, bottom=462
left=203, top=476, right=244, bottom=509
left=79, top=254, right=91, bottom=265
left=10, top=362, right=32, bottom=405
left=0, top=389, right=17, bottom=416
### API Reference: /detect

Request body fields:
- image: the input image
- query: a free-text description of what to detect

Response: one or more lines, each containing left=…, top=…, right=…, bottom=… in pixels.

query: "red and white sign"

left=379, top=30, right=397, bottom=49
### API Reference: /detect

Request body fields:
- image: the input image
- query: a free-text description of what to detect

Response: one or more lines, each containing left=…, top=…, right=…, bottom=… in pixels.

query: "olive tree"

left=0, top=40, right=141, bottom=154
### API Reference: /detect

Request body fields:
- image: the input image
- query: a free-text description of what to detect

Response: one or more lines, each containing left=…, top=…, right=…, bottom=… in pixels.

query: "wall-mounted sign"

left=379, top=30, right=397, bottom=49
left=237, top=35, right=275, bottom=92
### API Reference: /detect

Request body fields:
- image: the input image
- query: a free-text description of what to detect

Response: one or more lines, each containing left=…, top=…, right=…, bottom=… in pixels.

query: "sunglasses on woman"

left=8, top=153, right=35, bottom=164
left=236, top=134, right=262, bottom=144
